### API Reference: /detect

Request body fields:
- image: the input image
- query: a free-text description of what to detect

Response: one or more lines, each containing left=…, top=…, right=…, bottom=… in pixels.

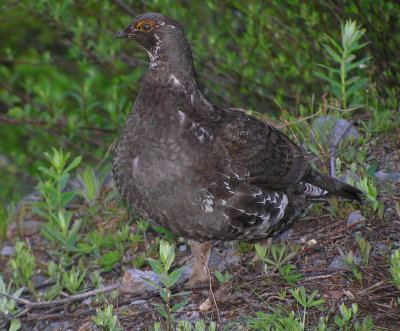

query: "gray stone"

left=312, top=115, right=359, bottom=150
left=102, top=170, right=115, bottom=191
left=32, top=275, right=47, bottom=287
left=346, top=211, right=364, bottom=228
left=1, top=245, right=16, bottom=256
left=375, top=170, right=400, bottom=184
left=7, top=220, right=41, bottom=239
left=329, top=255, right=362, bottom=269
left=208, top=242, right=240, bottom=271
left=43, top=321, right=70, bottom=331
left=129, top=299, right=150, bottom=311
left=119, top=269, right=160, bottom=294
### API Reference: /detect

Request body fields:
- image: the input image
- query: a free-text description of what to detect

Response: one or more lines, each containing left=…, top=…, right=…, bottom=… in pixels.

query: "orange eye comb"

left=136, top=20, right=156, bottom=29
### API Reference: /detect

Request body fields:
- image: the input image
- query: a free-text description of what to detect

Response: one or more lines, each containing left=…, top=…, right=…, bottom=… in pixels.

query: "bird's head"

left=117, top=12, right=196, bottom=80
left=116, top=12, right=185, bottom=56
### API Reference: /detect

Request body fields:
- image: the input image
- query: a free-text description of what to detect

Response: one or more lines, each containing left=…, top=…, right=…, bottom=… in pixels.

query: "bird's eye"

left=141, top=23, right=153, bottom=32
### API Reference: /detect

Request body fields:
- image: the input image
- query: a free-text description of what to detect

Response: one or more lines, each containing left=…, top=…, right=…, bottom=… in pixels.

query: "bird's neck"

left=145, top=34, right=198, bottom=87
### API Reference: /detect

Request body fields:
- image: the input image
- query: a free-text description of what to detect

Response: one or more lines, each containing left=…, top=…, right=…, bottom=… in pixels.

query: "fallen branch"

left=0, top=283, right=119, bottom=309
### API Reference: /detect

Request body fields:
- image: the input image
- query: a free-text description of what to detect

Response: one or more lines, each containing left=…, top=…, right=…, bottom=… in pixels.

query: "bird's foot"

left=187, top=240, right=211, bottom=286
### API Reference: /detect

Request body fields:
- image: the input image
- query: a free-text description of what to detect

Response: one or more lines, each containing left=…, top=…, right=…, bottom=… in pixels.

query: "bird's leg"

left=187, top=240, right=212, bottom=285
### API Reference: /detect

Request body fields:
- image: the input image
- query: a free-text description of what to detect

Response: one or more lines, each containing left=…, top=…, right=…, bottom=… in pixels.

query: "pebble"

left=346, top=210, right=364, bottom=228
left=1, top=245, right=16, bottom=256
left=311, top=115, right=359, bottom=150
left=374, top=170, right=400, bottom=184
left=119, top=269, right=160, bottom=294
left=7, top=220, right=40, bottom=239
left=329, top=255, right=362, bottom=269
left=43, top=321, right=70, bottom=331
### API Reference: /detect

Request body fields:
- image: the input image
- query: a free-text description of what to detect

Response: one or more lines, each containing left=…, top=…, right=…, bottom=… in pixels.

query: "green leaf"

left=171, top=298, right=190, bottom=312
left=323, top=44, right=342, bottom=63
left=168, top=266, right=187, bottom=285
left=63, top=156, right=82, bottom=175
left=348, top=41, right=370, bottom=53
left=324, top=34, right=343, bottom=54
left=345, top=76, right=360, bottom=86
left=9, top=319, right=21, bottom=331
left=140, top=276, right=162, bottom=291
left=346, top=77, right=368, bottom=97
left=314, top=71, right=341, bottom=89
left=147, top=258, right=165, bottom=275
left=156, top=306, right=168, bottom=320
left=346, top=56, right=371, bottom=71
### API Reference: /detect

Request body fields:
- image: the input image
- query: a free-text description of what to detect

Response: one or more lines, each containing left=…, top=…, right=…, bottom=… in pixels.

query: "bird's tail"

left=301, top=167, right=366, bottom=202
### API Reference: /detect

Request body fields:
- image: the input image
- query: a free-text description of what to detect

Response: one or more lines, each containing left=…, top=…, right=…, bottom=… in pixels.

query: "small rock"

left=82, top=297, right=92, bottom=306
left=179, top=245, right=187, bottom=252
left=7, top=220, right=40, bottom=239
left=1, top=245, right=16, bottom=256
left=32, top=275, right=48, bottom=287
left=374, top=170, right=400, bottom=184
left=129, top=299, right=150, bottom=311
left=102, top=170, right=115, bottom=190
left=43, top=321, right=70, bottom=331
left=119, top=269, right=160, bottom=294
left=275, top=229, right=293, bottom=241
left=208, top=242, right=240, bottom=271
left=312, top=115, right=359, bottom=150
left=329, top=255, right=362, bottom=269
left=346, top=210, right=364, bottom=228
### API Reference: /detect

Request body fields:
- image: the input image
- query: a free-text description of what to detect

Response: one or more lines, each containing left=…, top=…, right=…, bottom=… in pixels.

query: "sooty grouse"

left=113, top=12, right=365, bottom=283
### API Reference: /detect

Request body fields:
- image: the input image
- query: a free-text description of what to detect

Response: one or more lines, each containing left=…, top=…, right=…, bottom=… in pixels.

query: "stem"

left=340, top=48, right=347, bottom=110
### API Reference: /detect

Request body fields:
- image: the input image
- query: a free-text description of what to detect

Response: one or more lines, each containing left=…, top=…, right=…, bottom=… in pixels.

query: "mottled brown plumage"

left=112, top=13, right=364, bottom=280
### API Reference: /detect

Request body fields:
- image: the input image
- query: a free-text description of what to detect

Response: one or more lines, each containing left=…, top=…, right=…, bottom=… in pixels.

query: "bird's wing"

left=212, top=109, right=309, bottom=191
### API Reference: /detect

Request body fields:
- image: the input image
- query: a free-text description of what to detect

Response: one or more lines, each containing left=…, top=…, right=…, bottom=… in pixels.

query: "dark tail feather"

left=302, top=167, right=366, bottom=202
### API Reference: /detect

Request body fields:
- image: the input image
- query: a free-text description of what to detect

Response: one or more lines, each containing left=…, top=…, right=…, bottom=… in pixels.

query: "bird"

left=112, top=12, right=365, bottom=284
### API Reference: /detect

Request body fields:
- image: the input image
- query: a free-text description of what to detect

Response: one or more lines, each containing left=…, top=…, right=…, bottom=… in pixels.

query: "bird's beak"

left=116, top=30, right=128, bottom=39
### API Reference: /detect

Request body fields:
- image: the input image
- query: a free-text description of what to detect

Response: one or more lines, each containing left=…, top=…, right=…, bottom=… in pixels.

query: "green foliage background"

left=0, top=0, right=399, bottom=204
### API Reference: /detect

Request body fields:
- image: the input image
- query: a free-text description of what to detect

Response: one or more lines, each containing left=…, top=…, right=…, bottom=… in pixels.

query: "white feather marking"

left=177, top=110, right=185, bottom=124
left=149, top=34, right=162, bottom=69
left=170, top=74, right=181, bottom=87
left=304, top=183, right=328, bottom=197
left=132, top=156, right=139, bottom=169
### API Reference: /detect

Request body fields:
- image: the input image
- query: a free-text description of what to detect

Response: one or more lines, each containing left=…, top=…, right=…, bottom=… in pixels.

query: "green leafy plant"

left=9, top=242, right=36, bottom=291
left=389, top=249, right=400, bottom=302
left=214, top=270, right=232, bottom=284
left=315, top=20, right=370, bottom=109
left=248, top=308, right=303, bottom=330
left=142, top=240, right=191, bottom=331
left=255, top=243, right=302, bottom=286
left=32, top=148, right=82, bottom=250
left=278, top=265, right=303, bottom=287
left=92, top=304, right=122, bottom=331
left=0, top=275, right=24, bottom=318
left=99, top=250, right=123, bottom=272
left=78, top=166, right=101, bottom=203
left=334, top=303, right=374, bottom=330
left=63, top=266, right=86, bottom=294
left=339, top=248, right=363, bottom=283
left=355, top=233, right=372, bottom=266
left=290, top=287, right=325, bottom=329
left=175, top=320, right=217, bottom=331
left=255, top=243, right=300, bottom=271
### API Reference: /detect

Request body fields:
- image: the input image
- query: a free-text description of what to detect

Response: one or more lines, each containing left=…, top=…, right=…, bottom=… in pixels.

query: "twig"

left=206, top=265, right=220, bottom=320
left=0, top=115, right=115, bottom=133
left=330, top=220, right=364, bottom=237
left=0, top=283, right=119, bottom=308
left=111, top=0, right=137, bottom=16
left=356, top=280, right=388, bottom=296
